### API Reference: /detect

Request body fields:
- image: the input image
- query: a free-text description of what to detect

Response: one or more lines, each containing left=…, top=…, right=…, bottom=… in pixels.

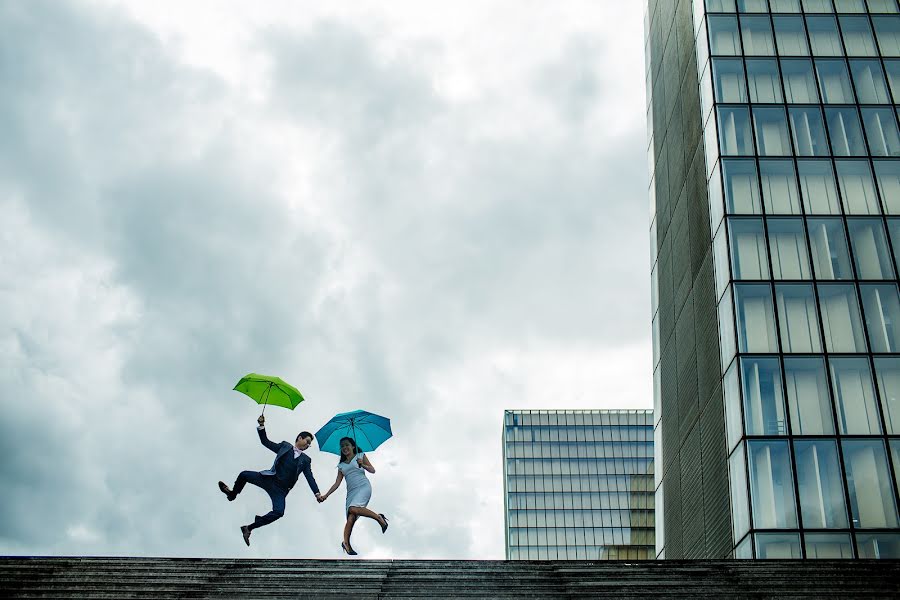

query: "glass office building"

left=647, top=0, right=900, bottom=559
left=502, top=409, right=655, bottom=560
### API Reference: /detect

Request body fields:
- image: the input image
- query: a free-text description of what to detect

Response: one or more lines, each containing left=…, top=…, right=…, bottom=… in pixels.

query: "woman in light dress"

left=320, top=437, right=388, bottom=555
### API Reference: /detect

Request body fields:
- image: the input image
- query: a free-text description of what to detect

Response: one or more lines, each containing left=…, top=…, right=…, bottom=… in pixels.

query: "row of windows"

left=708, top=13, right=900, bottom=58
left=508, top=527, right=654, bottom=548
left=505, top=411, right=652, bottom=427
left=507, top=475, right=656, bottom=496
left=509, top=545, right=654, bottom=561
left=507, top=509, right=655, bottom=529
left=506, top=458, right=655, bottom=478
left=505, top=441, right=653, bottom=459
left=507, top=491, right=652, bottom=511
left=706, top=0, right=900, bottom=15
left=728, top=437, right=900, bottom=539
left=733, top=530, right=900, bottom=558
left=503, top=425, right=653, bottom=443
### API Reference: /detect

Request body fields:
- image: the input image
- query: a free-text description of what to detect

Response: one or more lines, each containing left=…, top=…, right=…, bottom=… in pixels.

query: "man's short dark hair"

left=296, top=431, right=314, bottom=443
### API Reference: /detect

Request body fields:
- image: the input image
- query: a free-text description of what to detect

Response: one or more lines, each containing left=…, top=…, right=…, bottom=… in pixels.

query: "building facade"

left=502, top=409, right=654, bottom=560
left=647, top=0, right=900, bottom=559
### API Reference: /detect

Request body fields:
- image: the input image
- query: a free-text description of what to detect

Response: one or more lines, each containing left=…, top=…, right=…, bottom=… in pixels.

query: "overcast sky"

left=0, top=0, right=650, bottom=560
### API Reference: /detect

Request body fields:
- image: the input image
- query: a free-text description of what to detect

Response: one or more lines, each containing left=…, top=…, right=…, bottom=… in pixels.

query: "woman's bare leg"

left=348, top=506, right=387, bottom=528
left=343, top=514, right=358, bottom=549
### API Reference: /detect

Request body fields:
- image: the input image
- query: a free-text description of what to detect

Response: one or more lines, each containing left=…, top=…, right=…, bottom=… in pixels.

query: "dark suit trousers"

left=233, top=470, right=288, bottom=531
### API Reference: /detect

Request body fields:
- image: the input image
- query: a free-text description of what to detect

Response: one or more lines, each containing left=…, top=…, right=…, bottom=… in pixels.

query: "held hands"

left=257, top=415, right=265, bottom=427
left=316, top=493, right=327, bottom=503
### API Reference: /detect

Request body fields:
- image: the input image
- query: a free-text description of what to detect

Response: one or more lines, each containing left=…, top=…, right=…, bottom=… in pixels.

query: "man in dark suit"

left=219, top=415, right=323, bottom=546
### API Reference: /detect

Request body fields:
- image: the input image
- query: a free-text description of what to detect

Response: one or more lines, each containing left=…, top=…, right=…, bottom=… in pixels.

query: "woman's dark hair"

left=339, top=437, right=358, bottom=462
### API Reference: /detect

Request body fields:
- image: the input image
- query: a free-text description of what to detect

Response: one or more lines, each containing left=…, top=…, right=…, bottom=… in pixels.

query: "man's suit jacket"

left=257, top=428, right=320, bottom=495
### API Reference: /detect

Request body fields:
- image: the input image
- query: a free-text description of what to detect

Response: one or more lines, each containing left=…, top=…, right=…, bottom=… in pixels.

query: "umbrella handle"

left=260, top=383, right=273, bottom=418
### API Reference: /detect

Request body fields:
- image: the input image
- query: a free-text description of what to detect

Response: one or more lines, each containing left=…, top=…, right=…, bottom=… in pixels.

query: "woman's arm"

left=358, top=454, right=375, bottom=474
left=321, top=470, right=344, bottom=499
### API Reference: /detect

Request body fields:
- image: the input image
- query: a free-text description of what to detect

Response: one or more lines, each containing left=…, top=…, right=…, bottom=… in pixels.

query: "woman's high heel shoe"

left=341, top=541, right=358, bottom=556
left=379, top=514, right=389, bottom=534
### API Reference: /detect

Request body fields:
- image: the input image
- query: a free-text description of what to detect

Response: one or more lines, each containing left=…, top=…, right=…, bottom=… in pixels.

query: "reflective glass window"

left=847, top=219, right=895, bottom=279
left=875, top=161, right=900, bottom=214
left=719, top=106, right=755, bottom=155
left=794, top=440, right=850, bottom=528
left=713, top=58, right=748, bottom=103
left=716, top=226, right=732, bottom=298
left=707, top=0, right=738, bottom=11
left=826, top=108, right=867, bottom=156
left=888, top=219, right=900, bottom=268
left=830, top=356, right=881, bottom=433
left=860, top=283, right=900, bottom=351
left=873, top=16, right=900, bottom=56
left=756, top=533, right=802, bottom=558
left=754, top=107, right=792, bottom=155
left=805, top=533, right=854, bottom=558
left=861, top=108, right=900, bottom=157
left=774, top=16, right=810, bottom=55
left=734, top=284, right=780, bottom=352
left=869, top=0, right=900, bottom=12
left=874, top=357, right=900, bottom=433
left=776, top=284, right=824, bottom=352
left=857, top=533, right=900, bottom=558
left=808, top=219, right=854, bottom=279
left=710, top=164, right=726, bottom=231
left=798, top=160, right=841, bottom=213
left=843, top=439, right=899, bottom=528
left=738, top=0, right=769, bottom=11
left=748, top=440, right=798, bottom=528
left=760, top=160, right=801, bottom=213
left=816, top=59, right=854, bottom=103
left=741, top=16, right=777, bottom=55
left=803, top=0, right=834, bottom=10
left=785, top=357, right=835, bottom=434
left=837, top=160, right=880, bottom=214
left=771, top=0, right=802, bottom=11
left=730, top=218, right=771, bottom=279
left=747, top=59, right=784, bottom=103
left=807, top=16, right=845, bottom=56
left=741, top=357, right=788, bottom=435
left=818, top=285, right=868, bottom=351
left=723, top=159, right=763, bottom=212
left=781, top=59, right=820, bottom=102
left=840, top=16, right=879, bottom=56
left=710, top=15, right=743, bottom=55
left=835, top=0, right=868, bottom=11
left=885, top=60, right=900, bottom=103
left=725, top=361, right=743, bottom=450
left=721, top=286, right=738, bottom=368
left=768, top=218, right=813, bottom=278
left=789, top=107, right=830, bottom=157
left=849, top=60, right=892, bottom=104
left=729, top=443, right=751, bottom=539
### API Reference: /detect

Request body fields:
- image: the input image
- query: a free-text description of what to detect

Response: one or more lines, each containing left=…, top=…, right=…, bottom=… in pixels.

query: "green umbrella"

left=233, top=373, right=305, bottom=416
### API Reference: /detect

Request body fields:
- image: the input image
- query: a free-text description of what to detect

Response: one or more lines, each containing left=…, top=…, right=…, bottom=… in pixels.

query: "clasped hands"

left=316, top=493, right=328, bottom=503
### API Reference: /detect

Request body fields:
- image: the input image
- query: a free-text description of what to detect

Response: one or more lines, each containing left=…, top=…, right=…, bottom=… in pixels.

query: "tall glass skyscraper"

left=502, top=409, right=654, bottom=560
left=647, top=0, right=900, bottom=560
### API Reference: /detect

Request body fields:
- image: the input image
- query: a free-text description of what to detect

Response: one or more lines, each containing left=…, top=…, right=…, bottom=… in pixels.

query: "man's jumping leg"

left=242, top=484, right=286, bottom=546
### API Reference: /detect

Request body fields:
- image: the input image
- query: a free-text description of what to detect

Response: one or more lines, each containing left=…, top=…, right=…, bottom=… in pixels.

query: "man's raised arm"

left=256, top=415, right=281, bottom=453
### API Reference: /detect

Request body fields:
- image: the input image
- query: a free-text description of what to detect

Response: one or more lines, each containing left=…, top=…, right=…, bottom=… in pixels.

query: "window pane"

left=729, top=444, right=751, bottom=540
left=776, top=284, right=823, bottom=352
left=781, top=58, right=821, bottom=102
left=760, top=160, right=801, bottom=213
left=795, top=440, right=850, bottom=528
left=719, top=106, right=755, bottom=155
left=830, top=356, right=881, bottom=433
left=869, top=0, right=900, bottom=12
left=805, top=533, right=854, bottom=558
left=808, top=219, right=854, bottom=279
left=716, top=226, right=732, bottom=298
left=754, top=107, right=792, bottom=156
left=741, top=357, right=788, bottom=435
left=738, top=0, right=768, bottom=11
left=725, top=361, right=742, bottom=450
left=798, top=160, right=841, bottom=213
left=874, top=357, right=900, bottom=434
left=721, top=286, right=738, bottom=369
left=840, top=16, right=879, bottom=56
left=723, top=159, right=763, bottom=213
left=843, top=439, right=899, bottom=528
left=816, top=59, right=854, bottom=102
left=710, top=15, right=742, bottom=55
left=873, top=16, right=900, bottom=56
left=860, top=283, right=900, bottom=351
left=768, top=218, right=813, bottom=278
left=741, top=16, right=776, bottom=55
left=848, top=219, right=895, bottom=279
left=888, top=218, right=900, bottom=268
left=819, top=284, right=868, bottom=351
left=785, top=357, right=835, bottom=435
left=803, top=0, right=834, bottom=11
left=836, top=160, right=880, bottom=215
left=862, top=108, right=900, bottom=157
left=788, top=107, right=830, bottom=156
left=875, top=161, right=900, bottom=214
left=771, top=0, right=802, bottom=11
left=735, top=284, right=780, bottom=352
left=755, top=533, right=802, bottom=558
left=710, top=164, right=725, bottom=230
left=826, top=107, right=867, bottom=156
left=808, top=16, right=845, bottom=55
left=707, top=0, right=738, bottom=11
left=835, top=0, right=868, bottom=12
left=713, top=58, right=748, bottom=103
left=730, top=218, right=771, bottom=279
left=849, top=60, right=891, bottom=104
left=857, top=533, right=900, bottom=558
left=774, top=16, right=810, bottom=55
left=747, top=59, right=783, bottom=102
left=748, top=440, right=798, bottom=528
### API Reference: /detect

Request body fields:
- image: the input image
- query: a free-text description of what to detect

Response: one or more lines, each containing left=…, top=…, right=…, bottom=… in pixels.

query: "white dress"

left=337, top=452, right=372, bottom=515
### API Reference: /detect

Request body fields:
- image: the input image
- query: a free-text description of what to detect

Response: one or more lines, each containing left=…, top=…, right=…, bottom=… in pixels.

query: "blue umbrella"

left=315, top=409, right=393, bottom=455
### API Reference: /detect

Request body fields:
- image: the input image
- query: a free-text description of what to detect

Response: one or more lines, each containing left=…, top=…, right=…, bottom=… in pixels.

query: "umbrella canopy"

left=233, top=373, right=305, bottom=414
left=315, top=409, right=392, bottom=455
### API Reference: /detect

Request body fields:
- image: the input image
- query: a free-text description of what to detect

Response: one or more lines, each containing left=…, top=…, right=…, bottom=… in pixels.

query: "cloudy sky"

left=0, top=0, right=650, bottom=559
